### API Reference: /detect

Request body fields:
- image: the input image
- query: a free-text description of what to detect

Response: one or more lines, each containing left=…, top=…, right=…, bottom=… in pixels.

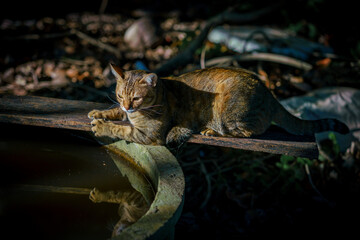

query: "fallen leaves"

left=0, top=57, right=108, bottom=95
left=0, top=12, right=190, bottom=98
left=1, top=60, right=65, bottom=95
left=4, top=10, right=355, bottom=101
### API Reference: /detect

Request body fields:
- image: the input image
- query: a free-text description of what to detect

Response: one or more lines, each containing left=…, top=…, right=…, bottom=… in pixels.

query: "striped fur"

left=89, top=66, right=349, bottom=145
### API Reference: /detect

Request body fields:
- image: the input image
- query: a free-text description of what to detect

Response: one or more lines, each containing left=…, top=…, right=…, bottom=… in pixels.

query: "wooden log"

left=0, top=95, right=101, bottom=131
left=189, top=131, right=317, bottom=158
left=0, top=95, right=319, bottom=158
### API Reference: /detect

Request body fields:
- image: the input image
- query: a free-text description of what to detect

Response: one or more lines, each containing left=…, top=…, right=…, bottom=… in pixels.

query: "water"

left=0, top=124, right=150, bottom=239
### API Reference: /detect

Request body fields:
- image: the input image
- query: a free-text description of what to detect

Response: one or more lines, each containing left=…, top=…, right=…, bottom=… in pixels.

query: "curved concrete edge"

left=105, top=141, right=185, bottom=240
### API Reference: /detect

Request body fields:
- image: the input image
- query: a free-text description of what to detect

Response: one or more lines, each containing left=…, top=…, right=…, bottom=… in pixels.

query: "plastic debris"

left=135, top=60, right=150, bottom=71
left=208, top=26, right=333, bottom=61
left=281, top=87, right=360, bottom=151
left=124, top=17, right=160, bottom=50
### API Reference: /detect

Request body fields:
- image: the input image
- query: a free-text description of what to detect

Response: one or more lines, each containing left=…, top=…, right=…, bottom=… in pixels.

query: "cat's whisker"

left=106, top=103, right=120, bottom=110
left=144, top=104, right=163, bottom=108
left=89, top=66, right=349, bottom=149
left=107, top=94, right=119, bottom=105
left=136, top=104, right=163, bottom=116
left=106, top=221, right=116, bottom=232
left=139, top=110, right=152, bottom=118
left=138, top=104, right=162, bottom=111
left=139, top=108, right=162, bottom=116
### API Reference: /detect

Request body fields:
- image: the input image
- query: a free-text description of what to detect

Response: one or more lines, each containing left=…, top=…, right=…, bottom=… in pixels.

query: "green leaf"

left=277, top=155, right=296, bottom=170
left=276, top=162, right=283, bottom=168
left=297, top=157, right=305, bottom=164
left=328, top=132, right=340, bottom=155
left=308, top=23, right=317, bottom=39
left=280, top=155, right=294, bottom=163
left=318, top=154, right=326, bottom=162
left=296, top=157, right=313, bottom=166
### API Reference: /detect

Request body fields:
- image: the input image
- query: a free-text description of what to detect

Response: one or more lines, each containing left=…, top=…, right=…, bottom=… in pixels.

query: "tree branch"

left=154, top=3, right=283, bottom=76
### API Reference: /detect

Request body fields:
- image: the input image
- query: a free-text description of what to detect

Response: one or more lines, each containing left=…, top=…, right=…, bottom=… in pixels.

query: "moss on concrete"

left=105, top=141, right=185, bottom=240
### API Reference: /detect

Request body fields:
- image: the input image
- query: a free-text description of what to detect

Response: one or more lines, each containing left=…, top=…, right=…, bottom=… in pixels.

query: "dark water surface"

left=0, top=124, right=143, bottom=239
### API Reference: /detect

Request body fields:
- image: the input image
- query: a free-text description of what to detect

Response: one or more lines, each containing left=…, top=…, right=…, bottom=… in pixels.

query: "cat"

left=88, top=64, right=349, bottom=145
left=89, top=187, right=148, bottom=236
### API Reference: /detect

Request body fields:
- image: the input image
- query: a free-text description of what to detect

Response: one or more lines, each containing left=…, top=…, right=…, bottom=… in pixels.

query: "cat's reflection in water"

left=89, top=187, right=149, bottom=236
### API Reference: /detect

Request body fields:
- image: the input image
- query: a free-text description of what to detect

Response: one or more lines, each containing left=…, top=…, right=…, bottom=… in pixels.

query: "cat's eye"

left=133, top=97, right=142, bottom=101
left=117, top=95, right=123, bottom=99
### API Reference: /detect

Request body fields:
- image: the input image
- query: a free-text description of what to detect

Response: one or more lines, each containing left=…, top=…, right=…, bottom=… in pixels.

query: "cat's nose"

left=122, top=102, right=135, bottom=113
left=125, top=106, right=134, bottom=112
left=123, top=101, right=130, bottom=110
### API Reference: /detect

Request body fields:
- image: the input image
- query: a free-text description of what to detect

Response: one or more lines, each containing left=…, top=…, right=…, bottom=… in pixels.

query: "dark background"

left=2, top=0, right=359, bottom=58
left=2, top=0, right=360, bottom=239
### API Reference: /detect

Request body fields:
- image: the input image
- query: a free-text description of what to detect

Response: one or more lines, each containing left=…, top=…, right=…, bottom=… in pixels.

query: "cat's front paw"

left=89, top=188, right=103, bottom=203
left=88, top=109, right=103, bottom=119
left=91, top=119, right=112, bottom=137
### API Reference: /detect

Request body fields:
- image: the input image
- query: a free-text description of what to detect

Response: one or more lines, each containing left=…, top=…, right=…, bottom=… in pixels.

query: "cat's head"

left=110, top=64, right=158, bottom=114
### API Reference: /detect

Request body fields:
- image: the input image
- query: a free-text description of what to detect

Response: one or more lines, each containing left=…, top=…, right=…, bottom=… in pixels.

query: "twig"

left=209, top=166, right=234, bottom=177
left=1, top=31, right=72, bottom=41
left=304, top=164, right=330, bottom=205
left=25, top=79, right=68, bottom=92
left=205, top=53, right=313, bottom=71
left=199, top=158, right=212, bottom=209
left=2, top=29, right=122, bottom=59
left=71, top=29, right=122, bottom=58
left=70, top=82, right=109, bottom=97
left=181, top=158, right=218, bottom=167
left=318, top=147, right=335, bottom=162
left=99, top=0, right=108, bottom=14
left=31, top=69, right=39, bottom=85
left=200, top=46, right=207, bottom=69
left=154, top=3, right=283, bottom=76
left=60, top=57, right=88, bottom=65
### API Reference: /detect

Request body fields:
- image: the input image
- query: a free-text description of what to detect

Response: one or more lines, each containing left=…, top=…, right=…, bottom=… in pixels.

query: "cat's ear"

left=110, top=63, right=125, bottom=79
left=140, top=73, right=157, bottom=87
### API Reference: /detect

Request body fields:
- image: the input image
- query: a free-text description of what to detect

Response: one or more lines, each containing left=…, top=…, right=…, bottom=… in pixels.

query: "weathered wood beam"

left=0, top=95, right=96, bottom=131
left=0, top=95, right=319, bottom=158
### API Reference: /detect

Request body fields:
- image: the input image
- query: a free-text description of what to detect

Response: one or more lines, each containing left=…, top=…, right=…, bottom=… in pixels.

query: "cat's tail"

left=272, top=103, right=349, bottom=136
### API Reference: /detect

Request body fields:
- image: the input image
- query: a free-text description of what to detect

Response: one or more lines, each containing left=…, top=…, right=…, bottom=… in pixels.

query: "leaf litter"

left=1, top=8, right=360, bottom=239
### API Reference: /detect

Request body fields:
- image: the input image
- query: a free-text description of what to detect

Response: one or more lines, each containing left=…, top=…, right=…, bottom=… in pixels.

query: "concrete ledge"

left=105, top=141, right=185, bottom=240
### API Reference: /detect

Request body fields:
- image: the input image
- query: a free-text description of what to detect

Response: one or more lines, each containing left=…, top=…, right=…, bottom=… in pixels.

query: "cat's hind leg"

left=226, top=120, right=271, bottom=138
left=220, top=114, right=271, bottom=138
left=166, top=126, right=192, bottom=146
left=226, top=127, right=254, bottom=137
left=200, top=128, right=221, bottom=137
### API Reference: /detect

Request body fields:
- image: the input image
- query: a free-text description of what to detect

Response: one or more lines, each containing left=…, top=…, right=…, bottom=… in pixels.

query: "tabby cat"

left=89, top=188, right=148, bottom=236
left=88, top=64, right=349, bottom=145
